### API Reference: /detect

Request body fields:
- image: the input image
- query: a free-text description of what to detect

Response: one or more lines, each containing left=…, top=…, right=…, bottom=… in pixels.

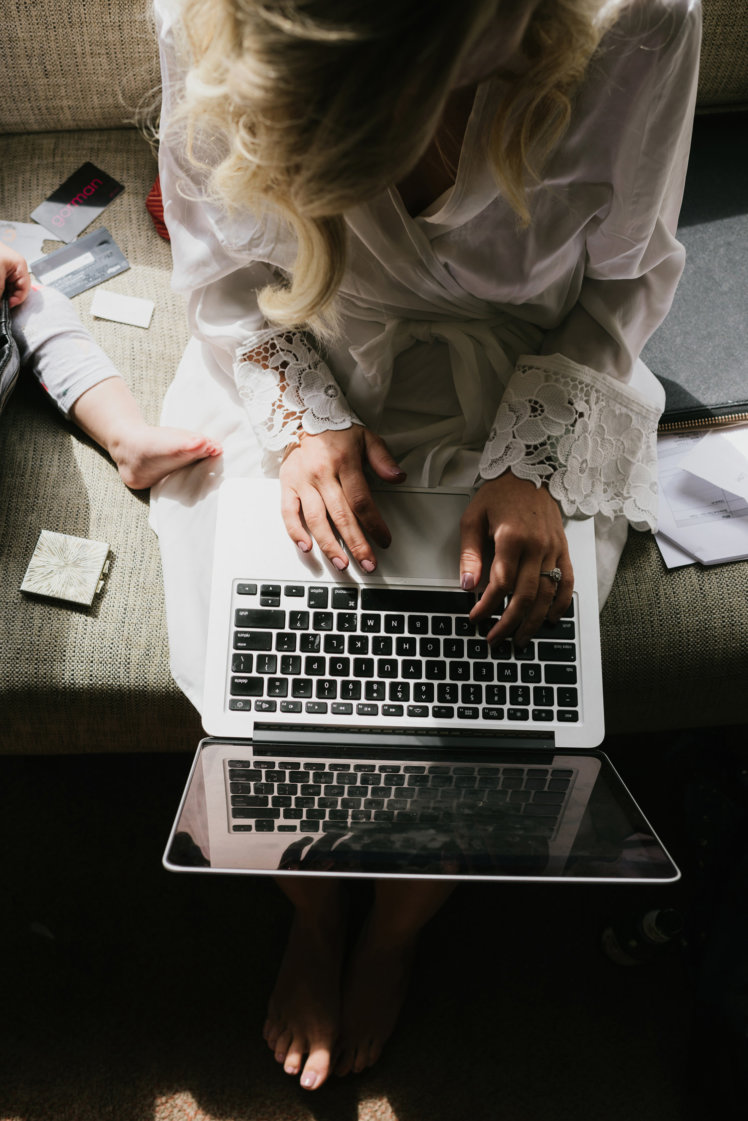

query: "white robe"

left=150, top=0, right=702, bottom=712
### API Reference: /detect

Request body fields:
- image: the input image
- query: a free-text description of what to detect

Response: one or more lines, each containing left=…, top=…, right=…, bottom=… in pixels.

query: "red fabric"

left=146, top=177, right=170, bottom=241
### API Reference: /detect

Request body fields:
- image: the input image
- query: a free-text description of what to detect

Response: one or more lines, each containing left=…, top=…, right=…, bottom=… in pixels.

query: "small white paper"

left=679, top=427, right=748, bottom=502
left=654, top=532, right=697, bottom=569
left=90, top=289, right=154, bottom=329
left=0, top=220, right=50, bottom=263
left=656, top=433, right=748, bottom=564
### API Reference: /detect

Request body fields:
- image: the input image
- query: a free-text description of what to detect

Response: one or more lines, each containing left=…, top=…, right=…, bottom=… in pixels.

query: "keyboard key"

left=275, top=632, right=297, bottom=652
left=300, top=633, right=321, bottom=652
left=419, top=637, right=441, bottom=658
left=509, top=686, right=530, bottom=705
left=313, top=611, right=333, bottom=631
left=340, top=680, right=362, bottom=700
left=533, top=686, right=554, bottom=706
left=396, top=636, right=416, bottom=656
left=316, top=680, right=337, bottom=699
left=256, top=654, right=277, bottom=673
left=365, top=681, right=385, bottom=700
left=545, top=665, right=577, bottom=684
left=558, top=687, right=579, bottom=707
left=237, top=583, right=257, bottom=595
left=467, top=640, right=487, bottom=659
left=328, top=657, right=351, bottom=676
left=348, top=635, right=369, bottom=655
left=538, top=642, right=576, bottom=662
left=437, top=683, right=458, bottom=703
left=290, top=610, right=310, bottom=630
left=431, top=615, right=452, bottom=636
left=280, top=655, right=301, bottom=675
left=235, top=608, right=285, bottom=629
left=496, top=665, right=518, bottom=682
left=482, top=707, right=504, bottom=720
left=507, top=708, right=530, bottom=721
left=284, top=584, right=305, bottom=597
left=408, top=615, right=428, bottom=634
left=353, top=658, right=374, bottom=677
left=531, top=708, right=554, bottom=722
left=382, top=704, right=404, bottom=717
left=520, top=664, right=543, bottom=683
left=332, top=587, right=358, bottom=609
left=324, top=634, right=345, bottom=653
left=461, top=683, right=483, bottom=704
left=384, top=614, right=405, bottom=633
left=280, top=701, right=303, bottom=713
left=357, top=703, right=379, bottom=717
left=389, top=682, right=410, bottom=702
left=267, top=678, right=288, bottom=697
left=308, top=587, right=328, bottom=608
left=433, top=705, right=455, bottom=718
left=231, top=653, right=253, bottom=673
left=557, top=710, right=579, bottom=722
left=457, top=706, right=479, bottom=719
left=336, top=611, right=358, bottom=630
left=234, top=630, right=272, bottom=651
left=449, top=661, right=470, bottom=681
left=413, top=682, right=434, bottom=703
left=361, top=614, right=381, bottom=632
left=372, top=636, right=393, bottom=656
left=292, top=680, right=313, bottom=698
left=407, top=705, right=429, bottom=718
left=304, top=655, right=325, bottom=675
left=305, top=701, right=328, bottom=714
left=378, top=658, right=398, bottom=678
left=402, top=659, right=423, bottom=679
left=230, top=677, right=263, bottom=696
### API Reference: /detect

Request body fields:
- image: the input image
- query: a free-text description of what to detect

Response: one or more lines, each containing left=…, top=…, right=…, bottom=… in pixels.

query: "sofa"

left=1, top=0, right=746, bottom=755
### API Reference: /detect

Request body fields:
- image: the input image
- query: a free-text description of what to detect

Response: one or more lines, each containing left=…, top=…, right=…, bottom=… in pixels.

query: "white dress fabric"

left=150, top=0, right=701, bottom=712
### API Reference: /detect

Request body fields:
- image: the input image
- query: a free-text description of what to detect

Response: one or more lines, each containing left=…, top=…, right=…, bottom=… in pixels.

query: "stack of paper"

left=656, top=429, right=748, bottom=568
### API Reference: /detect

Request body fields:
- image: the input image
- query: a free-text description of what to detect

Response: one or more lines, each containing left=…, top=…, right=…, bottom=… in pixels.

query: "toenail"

left=274, top=1051, right=286, bottom=1064
left=301, top=1071, right=319, bottom=1089
left=285, top=1062, right=300, bottom=1075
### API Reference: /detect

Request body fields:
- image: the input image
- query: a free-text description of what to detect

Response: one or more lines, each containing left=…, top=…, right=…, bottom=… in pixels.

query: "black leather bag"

left=0, top=293, right=21, bottom=415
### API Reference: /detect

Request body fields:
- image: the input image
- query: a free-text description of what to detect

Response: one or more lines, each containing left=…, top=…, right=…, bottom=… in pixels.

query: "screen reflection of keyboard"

left=226, top=759, right=574, bottom=835
left=228, top=583, right=580, bottom=725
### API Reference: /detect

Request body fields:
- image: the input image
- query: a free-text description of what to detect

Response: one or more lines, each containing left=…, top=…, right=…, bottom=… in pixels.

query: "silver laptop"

left=163, top=478, right=679, bottom=884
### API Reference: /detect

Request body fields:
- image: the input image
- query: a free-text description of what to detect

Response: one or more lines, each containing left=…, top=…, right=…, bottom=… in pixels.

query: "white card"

left=90, top=289, right=154, bottom=328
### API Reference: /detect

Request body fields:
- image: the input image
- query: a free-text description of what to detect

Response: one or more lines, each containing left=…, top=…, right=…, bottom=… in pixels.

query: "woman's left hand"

left=459, top=473, right=574, bottom=649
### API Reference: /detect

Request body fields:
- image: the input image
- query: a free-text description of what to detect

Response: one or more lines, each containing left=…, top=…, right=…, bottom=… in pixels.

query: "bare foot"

left=263, top=903, right=346, bottom=1091
left=109, top=425, right=222, bottom=490
left=334, top=919, right=416, bottom=1077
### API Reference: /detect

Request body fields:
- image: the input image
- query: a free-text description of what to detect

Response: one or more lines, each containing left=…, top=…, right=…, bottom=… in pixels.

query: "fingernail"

left=301, top=1071, right=319, bottom=1089
left=297, top=541, right=311, bottom=553
left=332, top=556, right=347, bottom=571
left=461, top=573, right=475, bottom=591
left=361, top=559, right=376, bottom=573
left=390, top=468, right=407, bottom=481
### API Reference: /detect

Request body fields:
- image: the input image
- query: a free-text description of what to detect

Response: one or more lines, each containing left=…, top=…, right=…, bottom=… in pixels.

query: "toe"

left=333, top=1045, right=355, bottom=1078
left=299, top=1044, right=333, bottom=1091
left=273, top=1028, right=293, bottom=1064
left=283, top=1039, right=305, bottom=1076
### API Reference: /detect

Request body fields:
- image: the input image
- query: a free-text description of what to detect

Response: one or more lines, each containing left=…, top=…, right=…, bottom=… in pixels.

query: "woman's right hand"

left=278, top=426, right=406, bottom=572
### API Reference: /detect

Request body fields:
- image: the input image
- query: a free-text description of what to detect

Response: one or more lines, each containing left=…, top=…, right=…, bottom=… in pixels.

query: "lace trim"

left=234, top=329, right=361, bottom=465
left=479, top=355, right=661, bottom=531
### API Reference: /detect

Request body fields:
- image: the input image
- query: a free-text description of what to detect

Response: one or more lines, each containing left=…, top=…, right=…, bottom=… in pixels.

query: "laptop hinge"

left=253, top=722, right=555, bottom=751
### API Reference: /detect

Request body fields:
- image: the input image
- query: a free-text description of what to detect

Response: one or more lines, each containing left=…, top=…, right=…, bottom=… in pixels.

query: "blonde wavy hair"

left=171, top=0, right=618, bottom=333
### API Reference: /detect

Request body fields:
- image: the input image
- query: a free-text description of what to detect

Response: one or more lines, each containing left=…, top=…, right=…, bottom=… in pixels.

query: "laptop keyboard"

left=227, top=582, right=580, bottom=727
left=226, top=757, right=576, bottom=837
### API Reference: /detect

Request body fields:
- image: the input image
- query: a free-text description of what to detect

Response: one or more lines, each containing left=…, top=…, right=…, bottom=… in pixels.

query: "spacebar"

left=360, top=588, right=474, bottom=613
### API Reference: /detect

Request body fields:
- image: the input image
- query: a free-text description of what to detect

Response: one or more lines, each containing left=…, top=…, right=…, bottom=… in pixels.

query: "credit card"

left=30, top=228, right=129, bottom=298
left=30, top=162, right=125, bottom=243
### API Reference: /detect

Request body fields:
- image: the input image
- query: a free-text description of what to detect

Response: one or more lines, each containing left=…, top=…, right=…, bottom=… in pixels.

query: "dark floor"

left=0, top=728, right=746, bottom=1121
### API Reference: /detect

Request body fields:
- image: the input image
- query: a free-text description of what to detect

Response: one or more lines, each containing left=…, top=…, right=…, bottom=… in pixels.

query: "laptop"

left=163, top=478, right=679, bottom=884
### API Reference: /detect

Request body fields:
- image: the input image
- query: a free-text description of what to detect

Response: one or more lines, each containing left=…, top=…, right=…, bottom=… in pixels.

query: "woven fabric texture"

left=602, top=531, right=748, bottom=732
left=0, top=0, right=160, bottom=134
left=700, top=0, right=748, bottom=106
left=0, top=128, right=201, bottom=753
left=1, top=0, right=746, bottom=137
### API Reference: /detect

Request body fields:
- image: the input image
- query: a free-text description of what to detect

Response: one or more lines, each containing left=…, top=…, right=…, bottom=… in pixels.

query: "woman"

left=150, top=0, right=701, bottom=1090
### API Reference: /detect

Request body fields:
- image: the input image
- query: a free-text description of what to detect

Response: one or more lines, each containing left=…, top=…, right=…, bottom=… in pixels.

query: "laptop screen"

left=164, top=740, right=679, bottom=884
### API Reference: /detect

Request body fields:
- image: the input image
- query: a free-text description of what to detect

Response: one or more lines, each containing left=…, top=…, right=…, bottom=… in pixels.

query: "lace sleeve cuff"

left=478, top=354, right=662, bottom=531
left=234, top=328, right=362, bottom=471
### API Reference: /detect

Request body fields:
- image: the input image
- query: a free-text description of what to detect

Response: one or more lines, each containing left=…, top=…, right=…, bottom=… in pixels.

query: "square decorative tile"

left=21, top=530, right=110, bottom=606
